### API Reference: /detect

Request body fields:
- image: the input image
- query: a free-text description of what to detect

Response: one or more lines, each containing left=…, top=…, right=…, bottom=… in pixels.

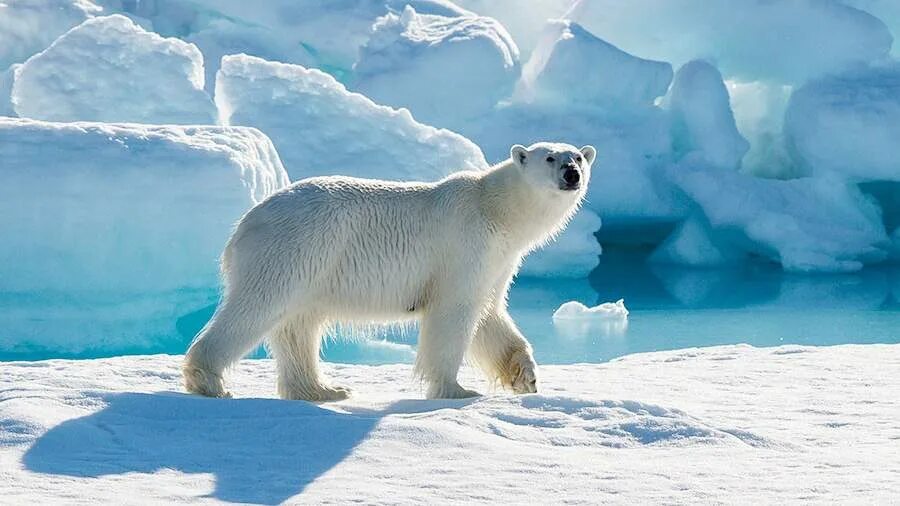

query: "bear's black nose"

left=563, top=168, right=580, bottom=185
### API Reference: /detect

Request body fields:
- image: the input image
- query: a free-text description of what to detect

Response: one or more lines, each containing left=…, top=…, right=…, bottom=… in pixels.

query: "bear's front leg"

left=415, top=302, right=482, bottom=399
left=469, top=311, right=538, bottom=394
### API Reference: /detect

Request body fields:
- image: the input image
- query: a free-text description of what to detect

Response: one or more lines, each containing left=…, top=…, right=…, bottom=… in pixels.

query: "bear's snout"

left=561, top=166, right=581, bottom=190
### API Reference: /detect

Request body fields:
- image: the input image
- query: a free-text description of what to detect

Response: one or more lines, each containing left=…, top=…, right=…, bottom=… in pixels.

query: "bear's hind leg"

left=184, top=292, right=284, bottom=398
left=269, top=314, right=350, bottom=402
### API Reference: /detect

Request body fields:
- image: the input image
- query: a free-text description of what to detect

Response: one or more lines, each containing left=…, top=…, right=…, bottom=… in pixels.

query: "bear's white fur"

left=183, top=142, right=596, bottom=400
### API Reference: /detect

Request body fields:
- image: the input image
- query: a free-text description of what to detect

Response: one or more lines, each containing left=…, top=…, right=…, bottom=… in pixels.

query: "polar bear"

left=183, top=142, right=596, bottom=401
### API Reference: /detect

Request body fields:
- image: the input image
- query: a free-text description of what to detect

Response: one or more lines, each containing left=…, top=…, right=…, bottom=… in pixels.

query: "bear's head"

left=510, top=142, right=596, bottom=198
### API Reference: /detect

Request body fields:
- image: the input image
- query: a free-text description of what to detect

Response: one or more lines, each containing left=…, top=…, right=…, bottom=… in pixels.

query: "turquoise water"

left=3, top=260, right=898, bottom=364
left=319, top=261, right=900, bottom=364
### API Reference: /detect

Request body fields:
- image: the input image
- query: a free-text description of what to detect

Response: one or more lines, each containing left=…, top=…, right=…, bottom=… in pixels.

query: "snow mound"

left=0, top=118, right=289, bottom=356
left=354, top=6, right=520, bottom=129
left=669, top=166, right=890, bottom=272
left=784, top=63, right=900, bottom=182
left=516, top=20, right=672, bottom=110
left=663, top=60, right=749, bottom=170
left=567, top=0, right=893, bottom=84
left=0, top=0, right=102, bottom=70
left=11, top=15, right=215, bottom=124
left=553, top=299, right=629, bottom=321
left=216, top=54, right=488, bottom=181
left=6, top=344, right=896, bottom=503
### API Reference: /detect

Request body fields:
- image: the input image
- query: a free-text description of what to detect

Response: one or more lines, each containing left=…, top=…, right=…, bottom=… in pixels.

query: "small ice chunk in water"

left=552, top=299, right=629, bottom=338
left=553, top=299, right=629, bottom=320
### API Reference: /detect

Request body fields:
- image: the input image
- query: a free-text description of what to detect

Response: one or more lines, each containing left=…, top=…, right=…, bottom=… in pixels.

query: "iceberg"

left=668, top=166, right=890, bottom=272
left=784, top=63, right=900, bottom=182
left=566, top=0, right=893, bottom=84
left=11, top=15, right=216, bottom=124
left=0, top=64, right=16, bottom=117
left=112, top=0, right=470, bottom=90
left=215, top=54, right=488, bottom=182
left=452, top=0, right=575, bottom=58
left=650, top=215, right=740, bottom=267
left=663, top=60, right=749, bottom=170
left=0, top=118, right=289, bottom=357
left=354, top=5, right=520, bottom=130
left=0, top=0, right=102, bottom=70
left=552, top=299, right=629, bottom=321
left=515, top=20, right=672, bottom=110
left=552, top=298, right=629, bottom=337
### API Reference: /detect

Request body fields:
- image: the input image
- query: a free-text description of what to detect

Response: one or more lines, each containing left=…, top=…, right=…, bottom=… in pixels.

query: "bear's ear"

left=580, top=145, right=597, bottom=165
left=510, top=144, right=528, bottom=168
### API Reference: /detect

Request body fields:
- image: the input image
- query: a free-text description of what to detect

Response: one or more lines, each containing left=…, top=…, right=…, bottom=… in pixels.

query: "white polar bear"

left=183, top=142, right=596, bottom=400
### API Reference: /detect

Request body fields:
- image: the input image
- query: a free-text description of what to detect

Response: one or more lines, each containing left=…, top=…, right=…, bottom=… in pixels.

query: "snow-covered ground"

left=2, top=344, right=898, bottom=504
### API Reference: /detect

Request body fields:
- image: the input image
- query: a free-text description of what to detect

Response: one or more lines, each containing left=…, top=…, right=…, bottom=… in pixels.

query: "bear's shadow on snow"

left=22, top=391, right=435, bottom=504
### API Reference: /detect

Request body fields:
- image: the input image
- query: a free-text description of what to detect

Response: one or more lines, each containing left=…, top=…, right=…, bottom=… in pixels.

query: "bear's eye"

left=546, top=156, right=555, bottom=163
left=575, top=155, right=582, bottom=163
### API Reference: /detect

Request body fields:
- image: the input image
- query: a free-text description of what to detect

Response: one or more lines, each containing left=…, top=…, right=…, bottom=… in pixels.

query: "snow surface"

left=11, top=15, right=216, bottom=124
left=216, top=54, right=488, bottom=181
left=2, top=344, right=898, bottom=503
left=0, top=118, right=289, bottom=356
left=354, top=5, right=520, bottom=130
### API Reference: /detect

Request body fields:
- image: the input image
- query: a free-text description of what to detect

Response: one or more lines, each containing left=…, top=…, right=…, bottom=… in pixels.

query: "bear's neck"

left=478, top=160, right=579, bottom=253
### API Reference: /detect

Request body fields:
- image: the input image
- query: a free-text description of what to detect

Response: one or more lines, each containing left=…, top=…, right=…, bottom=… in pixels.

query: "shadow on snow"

left=22, top=391, right=467, bottom=504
